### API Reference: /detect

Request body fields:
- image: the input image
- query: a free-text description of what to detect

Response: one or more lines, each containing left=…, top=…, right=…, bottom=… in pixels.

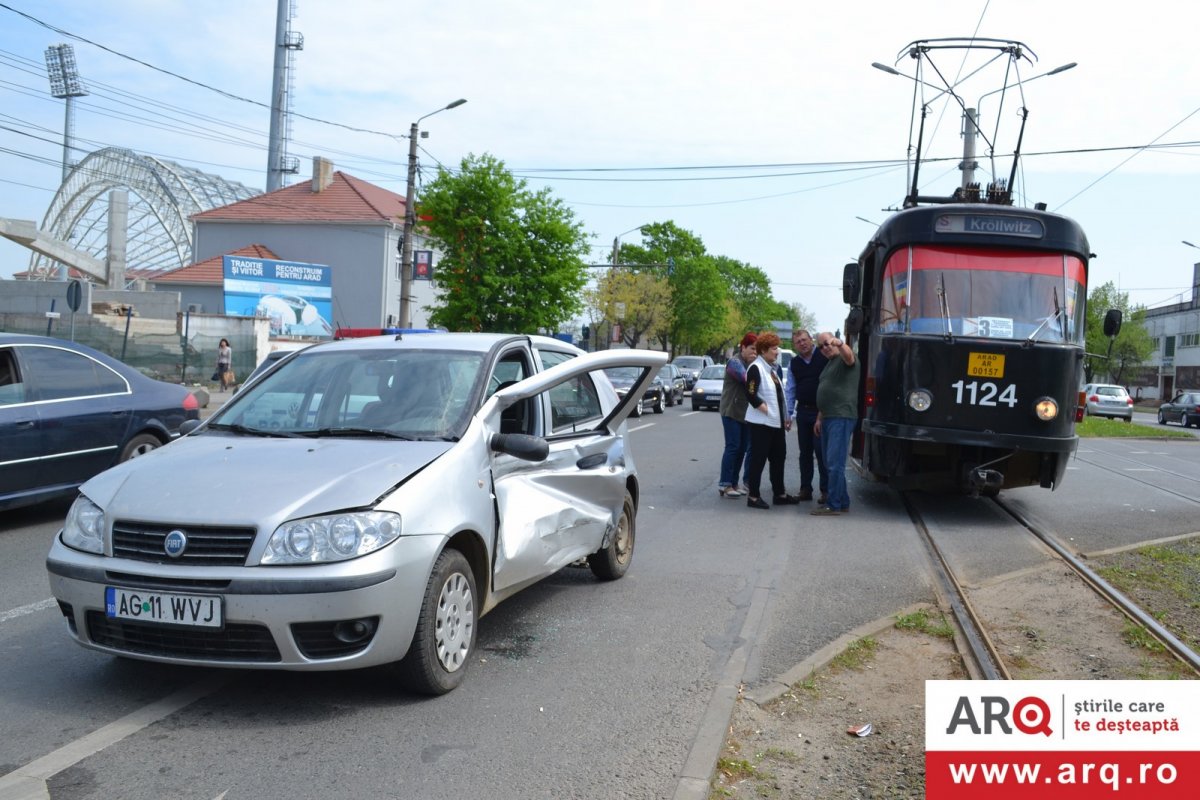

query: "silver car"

left=1082, top=383, right=1133, bottom=422
left=47, top=334, right=665, bottom=695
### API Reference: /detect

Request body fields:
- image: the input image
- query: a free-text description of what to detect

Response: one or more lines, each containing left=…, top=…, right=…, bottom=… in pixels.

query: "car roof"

left=296, top=332, right=583, bottom=356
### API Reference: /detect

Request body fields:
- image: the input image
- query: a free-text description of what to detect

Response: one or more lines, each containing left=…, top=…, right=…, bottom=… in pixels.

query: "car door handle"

left=576, top=453, right=607, bottom=470
left=15, top=419, right=36, bottom=429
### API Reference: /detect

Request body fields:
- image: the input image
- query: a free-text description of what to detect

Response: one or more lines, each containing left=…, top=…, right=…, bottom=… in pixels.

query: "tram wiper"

left=1025, top=286, right=1064, bottom=345
left=936, top=272, right=954, bottom=341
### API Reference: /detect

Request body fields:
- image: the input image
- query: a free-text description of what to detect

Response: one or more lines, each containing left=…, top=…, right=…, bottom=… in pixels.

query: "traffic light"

left=582, top=325, right=591, bottom=342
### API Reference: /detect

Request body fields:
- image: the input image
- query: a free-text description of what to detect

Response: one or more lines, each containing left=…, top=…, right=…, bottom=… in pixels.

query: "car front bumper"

left=46, top=533, right=445, bottom=670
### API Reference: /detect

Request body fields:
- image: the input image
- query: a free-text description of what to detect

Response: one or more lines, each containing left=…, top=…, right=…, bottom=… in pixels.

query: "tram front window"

left=878, top=245, right=1085, bottom=344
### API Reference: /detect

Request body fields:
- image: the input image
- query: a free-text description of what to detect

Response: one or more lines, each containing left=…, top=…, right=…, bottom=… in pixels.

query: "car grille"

left=112, top=521, right=257, bottom=566
left=86, top=612, right=280, bottom=662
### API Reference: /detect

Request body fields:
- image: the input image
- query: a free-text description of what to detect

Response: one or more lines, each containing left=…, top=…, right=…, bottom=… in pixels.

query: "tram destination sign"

left=935, top=214, right=1044, bottom=238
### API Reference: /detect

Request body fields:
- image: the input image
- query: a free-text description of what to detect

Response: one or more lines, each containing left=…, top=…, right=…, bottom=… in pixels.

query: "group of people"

left=717, top=328, right=859, bottom=515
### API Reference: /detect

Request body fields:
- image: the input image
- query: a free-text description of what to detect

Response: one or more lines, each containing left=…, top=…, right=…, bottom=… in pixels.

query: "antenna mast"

left=266, top=0, right=303, bottom=191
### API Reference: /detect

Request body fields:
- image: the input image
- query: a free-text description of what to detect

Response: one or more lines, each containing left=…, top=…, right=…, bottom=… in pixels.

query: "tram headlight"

left=1034, top=397, right=1059, bottom=421
left=907, top=389, right=933, bottom=412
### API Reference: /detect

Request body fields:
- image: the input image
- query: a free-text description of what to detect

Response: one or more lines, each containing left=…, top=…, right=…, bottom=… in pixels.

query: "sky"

left=2, top=0, right=1200, bottom=335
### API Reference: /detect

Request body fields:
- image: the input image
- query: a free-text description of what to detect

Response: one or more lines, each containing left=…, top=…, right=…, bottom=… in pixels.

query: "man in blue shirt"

left=785, top=329, right=828, bottom=503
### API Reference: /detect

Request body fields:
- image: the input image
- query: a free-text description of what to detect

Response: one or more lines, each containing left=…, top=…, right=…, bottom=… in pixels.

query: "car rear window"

left=1095, top=386, right=1127, bottom=397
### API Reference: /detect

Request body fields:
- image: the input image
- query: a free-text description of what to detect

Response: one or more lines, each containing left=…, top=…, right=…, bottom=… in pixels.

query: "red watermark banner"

left=927, top=750, right=1198, bottom=798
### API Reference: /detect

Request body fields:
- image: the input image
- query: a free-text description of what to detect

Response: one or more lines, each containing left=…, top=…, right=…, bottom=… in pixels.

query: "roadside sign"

left=66, top=279, right=82, bottom=312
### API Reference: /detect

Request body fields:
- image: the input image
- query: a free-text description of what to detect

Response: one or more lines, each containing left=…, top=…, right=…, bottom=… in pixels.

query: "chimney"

left=312, top=157, right=334, bottom=193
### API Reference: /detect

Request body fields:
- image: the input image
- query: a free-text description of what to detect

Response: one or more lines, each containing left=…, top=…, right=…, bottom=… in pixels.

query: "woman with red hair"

left=742, top=332, right=797, bottom=509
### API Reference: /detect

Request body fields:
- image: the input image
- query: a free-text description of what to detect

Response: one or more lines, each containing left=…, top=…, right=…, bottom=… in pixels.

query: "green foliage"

left=419, top=153, right=589, bottom=332
left=1084, top=282, right=1154, bottom=385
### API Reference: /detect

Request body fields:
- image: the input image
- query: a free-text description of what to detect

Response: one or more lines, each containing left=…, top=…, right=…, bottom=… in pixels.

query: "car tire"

left=631, top=402, right=642, bottom=418
left=653, top=394, right=664, bottom=414
left=1159, top=410, right=1167, bottom=425
left=394, top=548, right=476, bottom=695
left=1184, top=413, right=1193, bottom=428
left=588, top=490, right=635, bottom=581
left=119, top=433, right=162, bottom=462
left=692, top=401, right=700, bottom=411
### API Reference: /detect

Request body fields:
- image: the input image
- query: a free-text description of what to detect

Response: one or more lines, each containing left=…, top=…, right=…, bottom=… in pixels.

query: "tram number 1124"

left=950, top=380, right=1018, bottom=408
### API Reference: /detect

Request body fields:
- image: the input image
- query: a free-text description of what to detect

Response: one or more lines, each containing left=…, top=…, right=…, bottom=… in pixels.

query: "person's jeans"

left=720, top=415, right=750, bottom=488
left=794, top=407, right=827, bottom=493
left=821, top=416, right=854, bottom=510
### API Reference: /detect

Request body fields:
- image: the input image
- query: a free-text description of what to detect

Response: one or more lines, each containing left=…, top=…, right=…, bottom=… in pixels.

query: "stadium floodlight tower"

left=45, top=44, right=89, bottom=184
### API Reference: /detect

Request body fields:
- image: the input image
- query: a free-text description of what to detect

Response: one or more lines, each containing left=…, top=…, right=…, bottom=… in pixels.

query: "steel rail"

left=901, top=492, right=1010, bottom=680
left=995, top=498, right=1200, bottom=676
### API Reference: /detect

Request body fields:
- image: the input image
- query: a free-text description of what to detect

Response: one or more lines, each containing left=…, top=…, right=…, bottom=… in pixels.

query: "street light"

left=612, top=224, right=647, bottom=266
left=399, top=98, right=467, bottom=329
left=1183, top=240, right=1199, bottom=250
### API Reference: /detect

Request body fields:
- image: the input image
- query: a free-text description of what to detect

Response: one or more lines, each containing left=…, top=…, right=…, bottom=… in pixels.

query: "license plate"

left=967, top=352, right=1005, bottom=378
left=105, top=586, right=223, bottom=628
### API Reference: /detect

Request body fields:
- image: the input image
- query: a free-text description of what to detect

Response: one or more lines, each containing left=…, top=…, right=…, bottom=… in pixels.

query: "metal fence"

left=1, top=314, right=255, bottom=387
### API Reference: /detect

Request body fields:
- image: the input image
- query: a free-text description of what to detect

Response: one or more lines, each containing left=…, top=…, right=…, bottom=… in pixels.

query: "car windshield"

left=699, top=365, right=724, bottom=380
left=606, top=367, right=640, bottom=383
left=656, top=367, right=675, bottom=380
left=212, top=348, right=484, bottom=440
left=674, top=357, right=703, bottom=369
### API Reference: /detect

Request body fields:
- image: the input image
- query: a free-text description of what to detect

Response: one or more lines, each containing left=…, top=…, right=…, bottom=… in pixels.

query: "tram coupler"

left=966, top=467, right=1003, bottom=495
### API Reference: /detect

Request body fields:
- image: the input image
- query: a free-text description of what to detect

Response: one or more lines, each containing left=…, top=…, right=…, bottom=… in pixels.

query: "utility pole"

left=399, top=99, right=466, bottom=329
left=266, top=0, right=303, bottom=191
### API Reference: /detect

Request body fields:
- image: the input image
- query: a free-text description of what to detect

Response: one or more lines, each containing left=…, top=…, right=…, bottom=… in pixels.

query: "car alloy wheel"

left=1159, top=410, right=1167, bottom=425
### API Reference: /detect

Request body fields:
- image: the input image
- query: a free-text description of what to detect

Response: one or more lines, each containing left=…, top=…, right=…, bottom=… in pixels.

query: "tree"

left=1084, top=282, right=1154, bottom=385
left=588, top=268, right=672, bottom=349
left=419, top=153, right=590, bottom=332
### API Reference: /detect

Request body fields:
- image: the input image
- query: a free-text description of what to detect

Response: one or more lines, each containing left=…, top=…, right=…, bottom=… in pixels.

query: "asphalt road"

left=2, top=404, right=1197, bottom=800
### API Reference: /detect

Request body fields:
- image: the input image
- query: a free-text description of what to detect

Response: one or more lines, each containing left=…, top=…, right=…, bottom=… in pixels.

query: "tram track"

left=902, top=490, right=1200, bottom=680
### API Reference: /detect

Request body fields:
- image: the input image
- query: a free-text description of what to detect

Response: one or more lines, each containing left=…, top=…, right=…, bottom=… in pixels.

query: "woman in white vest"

left=742, top=332, right=797, bottom=509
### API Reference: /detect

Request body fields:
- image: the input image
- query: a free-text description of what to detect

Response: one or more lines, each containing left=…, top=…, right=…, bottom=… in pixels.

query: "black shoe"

left=817, top=492, right=828, bottom=505
left=773, top=494, right=801, bottom=505
left=796, top=489, right=813, bottom=501
left=746, top=497, right=769, bottom=509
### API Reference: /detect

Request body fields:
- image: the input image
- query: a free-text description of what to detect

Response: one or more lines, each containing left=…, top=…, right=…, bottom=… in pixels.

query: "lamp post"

left=399, top=98, right=466, bottom=329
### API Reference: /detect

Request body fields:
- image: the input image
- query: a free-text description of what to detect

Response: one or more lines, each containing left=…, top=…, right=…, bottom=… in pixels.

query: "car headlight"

left=694, top=387, right=705, bottom=395
left=907, top=389, right=933, bottom=412
left=1034, top=397, right=1059, bottom=421
left=261, top=511, right=402, bottom=565
left=62, top=496, right=105, bottom=554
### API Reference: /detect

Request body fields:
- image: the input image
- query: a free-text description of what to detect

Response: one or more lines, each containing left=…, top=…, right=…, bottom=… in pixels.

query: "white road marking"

left=0, top=598, right=56, bottom=624
left=627, top=422, right=656, bottom=432
left=0, top=674, right=232, bottom=800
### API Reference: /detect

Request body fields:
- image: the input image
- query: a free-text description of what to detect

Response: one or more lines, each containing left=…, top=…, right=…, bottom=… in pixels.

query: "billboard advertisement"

left=222, top=255, right=334, bottom=337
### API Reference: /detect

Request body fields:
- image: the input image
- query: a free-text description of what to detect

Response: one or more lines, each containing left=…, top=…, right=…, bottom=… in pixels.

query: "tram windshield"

left=877, top=245, right=1086, bottom=344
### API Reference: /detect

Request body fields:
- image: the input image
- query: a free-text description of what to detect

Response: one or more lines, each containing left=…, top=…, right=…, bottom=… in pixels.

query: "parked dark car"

left=607, top=366, right=666, bottom=416
left=672, top=355, right=714, bottom=390
left=657, top=364, right=686, bottom=406
left=0, top=333, right=200, bottom=511
left=1158, top=390, right=1200, bottom=427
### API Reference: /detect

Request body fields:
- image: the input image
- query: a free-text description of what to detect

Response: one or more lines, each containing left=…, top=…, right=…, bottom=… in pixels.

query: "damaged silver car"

left=46, top=333, right=665, bottom=694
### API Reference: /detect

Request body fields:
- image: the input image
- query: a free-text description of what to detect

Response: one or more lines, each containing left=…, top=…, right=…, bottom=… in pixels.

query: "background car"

left=607, top=366, right=666, bottom=415
left=1158, top=390, right=1200, bottom=427
left=46, top=334, right=665, bottom=696
left=0, top=333, right=200, bottom=511
left=691, top=364, right=725, bottom=411
left=1082, top=383, right=1133, bottom=421
left=672, top=355, right=714, bottom=390
left=656, top=364, right=686, bottom=406
left=236, top=341, right=313, bottom=392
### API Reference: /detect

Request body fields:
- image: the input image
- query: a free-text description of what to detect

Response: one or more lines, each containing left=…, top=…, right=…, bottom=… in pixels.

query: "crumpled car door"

left=480, top=350, right=666, bottom=593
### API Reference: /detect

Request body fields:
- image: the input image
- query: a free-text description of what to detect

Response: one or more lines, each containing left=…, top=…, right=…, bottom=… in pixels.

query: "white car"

left=47, top=334, right=665, bottom=694
left=691, top=364, right=725, bottom=411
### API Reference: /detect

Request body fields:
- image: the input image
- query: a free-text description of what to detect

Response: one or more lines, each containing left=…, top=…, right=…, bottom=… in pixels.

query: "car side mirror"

left=180, top=419, right=203, bottom=435
left=490, top=433, right=549, bottom=462
left=842, top=263, right=860, bottom=305
left=1103, top=309, right=1122, bottom=338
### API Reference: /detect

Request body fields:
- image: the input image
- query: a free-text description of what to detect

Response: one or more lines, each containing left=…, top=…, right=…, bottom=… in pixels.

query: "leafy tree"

left=588, top=268, right=671, bottom=348
left=1084, top=282, right=1154, bottom=385
left=419, top=153, right=590, bottom=332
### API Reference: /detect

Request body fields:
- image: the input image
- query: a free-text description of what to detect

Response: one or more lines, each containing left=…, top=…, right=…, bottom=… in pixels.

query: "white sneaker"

left=721, top=486, right=745, bottom=498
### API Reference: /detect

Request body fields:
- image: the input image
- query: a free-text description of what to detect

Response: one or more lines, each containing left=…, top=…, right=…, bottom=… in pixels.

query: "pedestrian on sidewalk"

left=216, top=338, right=233, bottom=392
left=811, top=333, right=859, bottom=516
left=718, top=332, right=758, bottom=498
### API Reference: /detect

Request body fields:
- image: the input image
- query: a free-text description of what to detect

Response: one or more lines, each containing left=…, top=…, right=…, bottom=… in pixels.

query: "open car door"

left=479, top=349, right=666, bottom=593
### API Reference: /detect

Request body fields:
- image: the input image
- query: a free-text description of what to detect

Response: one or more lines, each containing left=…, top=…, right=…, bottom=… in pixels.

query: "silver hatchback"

left=1082, top=383, right=1133, bottom=422
left=47, top=334, right=665, bottom=694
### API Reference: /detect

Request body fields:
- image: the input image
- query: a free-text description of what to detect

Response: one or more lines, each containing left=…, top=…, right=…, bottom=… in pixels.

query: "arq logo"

left=945, top=695, right=1053, bottom=736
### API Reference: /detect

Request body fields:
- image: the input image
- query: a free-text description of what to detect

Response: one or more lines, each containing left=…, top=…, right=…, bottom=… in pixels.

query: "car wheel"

left=1158, top=410, right=1167, bottom=425
left=588, top=490, right=635, bottom=581
left=394, top=548, right=476, bottom=695
left=119, top=433, right=162, bottom=462
left=1184, top=413, right=1193, bottom=428
left=692, top=401, right=700, bottom=411
left=653, top=394, right=664, bottom=414
left=631, top=401, right=642, bottom=418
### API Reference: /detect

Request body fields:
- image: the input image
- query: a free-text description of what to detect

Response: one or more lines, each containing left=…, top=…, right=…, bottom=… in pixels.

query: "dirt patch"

left=711, top=538, right=1200, bottom=799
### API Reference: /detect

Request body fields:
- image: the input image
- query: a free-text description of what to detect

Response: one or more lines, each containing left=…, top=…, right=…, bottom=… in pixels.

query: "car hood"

left=79, top=433, right=453, bottom=523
